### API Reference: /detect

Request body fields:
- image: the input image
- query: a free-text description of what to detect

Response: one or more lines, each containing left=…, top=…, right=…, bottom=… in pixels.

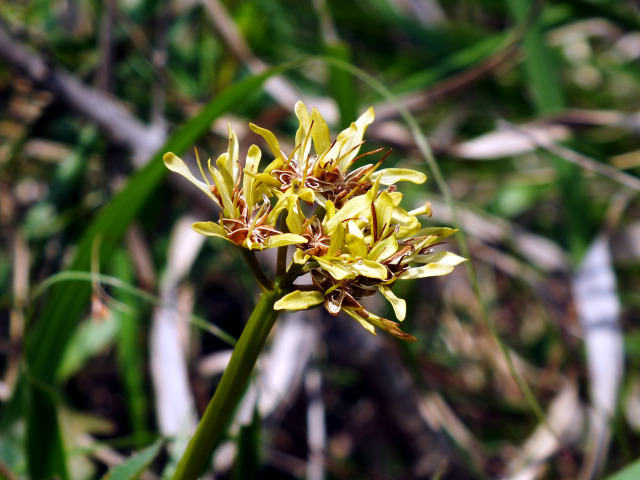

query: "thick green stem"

left=172, top=284, right=286, bottom=480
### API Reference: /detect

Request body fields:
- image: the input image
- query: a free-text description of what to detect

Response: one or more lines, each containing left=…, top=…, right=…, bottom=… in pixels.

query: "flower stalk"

left=172, top=283, right=286, bottom=480
left=164, top=100, right=465, bottom=478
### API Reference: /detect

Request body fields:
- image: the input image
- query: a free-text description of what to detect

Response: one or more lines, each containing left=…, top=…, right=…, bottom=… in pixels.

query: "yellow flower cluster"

left=164, top=102, right=464, bottom=342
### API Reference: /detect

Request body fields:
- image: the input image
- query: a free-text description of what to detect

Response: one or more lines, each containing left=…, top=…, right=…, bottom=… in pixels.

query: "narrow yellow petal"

left=371, top=168, right=426, bottom=185
left=243, top=145, right=262, bottom=208
left=315, top=257, right=355, bottom=280
left=373, top=190, right=395, bottom=240
left=214, top=153, right=234, bottom=200
left=343, top=308, right=376, bottom=335
left=227, top=125, right=240, bottom=183
left=325, top=189, right=374, bottom=232
left=347, top=258, right=388, bottom=280
left=163, top=153, right=220, bottom=207
left=208, top=164, right=235, bottom=216
left=411, top=251, right=467, bottom=266
left=243, top=170, right=282, bottom=188
left=345, top=226, right=368, bottom=258
left=379, top=286, right=406, bottom=321
left=249, top=123, right=282, bottom=160
left=311, top=107, right=331, bottom=154
left=264, top=233, right=308, bottom=249
left=285, top=198, right=305, bottom=235
left=295, top=101, right=313, bottom=170
left=328, top=222, right=345, bottom=258
left=337, top=107, right=375, bottom=172
left=293, top=249, right=310, bottom=265
left=274, top=290, right=325, bottom=311
left=369, top=235, right=398, bottom=262
left=399, top=263, right=456, bottom=280
left=414, top=227, right=459, bottom=243
left=191, top=221, right=227, bottom=239
left=361, top=311, right=417, bottom=343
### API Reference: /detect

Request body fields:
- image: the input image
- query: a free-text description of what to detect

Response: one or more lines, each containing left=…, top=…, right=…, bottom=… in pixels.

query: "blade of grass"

left=326, top=42, right=357, bottom=129
left=29, top=270, right=236, bottom=345
left=22, top=69, right=278, bottom=480
left=112, top=249, right=148, bottom=444
left=506, top=0, right=590, bottom=262
left=101, top=438, right=163, bottom=480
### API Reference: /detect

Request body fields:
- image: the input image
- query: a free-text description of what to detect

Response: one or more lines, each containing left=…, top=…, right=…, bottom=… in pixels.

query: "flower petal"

left=343, top=308, right=375, bottom=334
left=295, top=101, right=313, bottom=166
left=347, top=258, right=388, bottom=280
left=285, top=198, right=305, bottom=234
left=373, top=190, right=395, bottom=240
left=293, top=248, right=310, bottom=265
left=324, top=189, right=374, bottom=232
left=274, top=290, right=325, bottom=310
left=226, top=125, right=240, bottom=184
left=208, top=161, right=235, bottom=216
left=192, top=221, right=227, bottom=239
left=264, top=233, right=308, bottom=249
left=399, top=263, right=456, bottom=280
left=371, top=168, right=426, bottom=185
left=379, top=286, right=406, bottom=321
left=336, top=107, right=375, bottom=172
left=411, top=251, right=467, bottom=266
left=315, top=257, right=355, bottom=280
left=343, top=308, right=417, bottom=342
left=345, top=221, right=368, bottom=258
left=369, top=235, right=398, bottom=262
left=414, top=227, right=459, bottom=243
left=243, top=145, right=262, bottom=208
left=249, top=123, right=282, bottom=160
left=328, top=222, right=345, bottom=258
left=311, top=107, right=331, bottom=155
left=163, top=153, right=220, bottom=207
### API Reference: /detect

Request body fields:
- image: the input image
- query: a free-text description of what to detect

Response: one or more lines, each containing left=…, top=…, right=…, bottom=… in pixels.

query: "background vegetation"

left=1, top=0, right=640, bottom=479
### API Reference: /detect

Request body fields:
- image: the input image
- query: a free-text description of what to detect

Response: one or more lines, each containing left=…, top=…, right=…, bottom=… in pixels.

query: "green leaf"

left=112, top=249, right=148, bottom=442
left=102, top=439, right=163, bottom=480
left=603, top=459, right=640, bottom=480
left=326, top=41, right=357, bottom=129
left=56, top=314, right=119, bottom=382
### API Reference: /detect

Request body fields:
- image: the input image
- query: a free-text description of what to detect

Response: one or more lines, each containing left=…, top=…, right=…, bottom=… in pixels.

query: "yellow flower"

left=164, top=103, right=465, bottom=342
left=275, top=180, right=465, bottom=342
left=249, top=101, right=427, bottom=208
left=163, top=126, right=306, bottom=250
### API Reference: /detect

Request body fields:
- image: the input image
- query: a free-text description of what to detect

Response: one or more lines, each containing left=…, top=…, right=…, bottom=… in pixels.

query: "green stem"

left=172, top=284, right=286, bottom=480
left=240, top=249, right=274, bottom=291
